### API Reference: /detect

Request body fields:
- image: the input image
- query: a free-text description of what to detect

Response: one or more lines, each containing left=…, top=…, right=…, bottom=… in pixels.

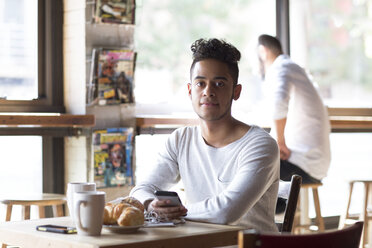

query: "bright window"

left=290, top=0, right=372, bottom=107
left=0, top=136, right=42, bottom=220
left=0, top=0, right=38, bottom=100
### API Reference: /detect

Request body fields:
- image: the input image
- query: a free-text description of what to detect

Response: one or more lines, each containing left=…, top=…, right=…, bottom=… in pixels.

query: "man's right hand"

left=274, top=118, right=291, bottom=160
left=278, top=142, right=291, bottom=160
left=148, top=199, right=188, bottom=220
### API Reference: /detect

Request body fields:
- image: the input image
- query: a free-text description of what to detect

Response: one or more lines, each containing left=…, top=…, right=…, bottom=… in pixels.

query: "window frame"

left=0, top=0, right=64, bottom=113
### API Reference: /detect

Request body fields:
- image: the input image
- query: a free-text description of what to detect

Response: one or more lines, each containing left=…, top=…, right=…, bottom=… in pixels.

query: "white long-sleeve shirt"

left=265, top=54, right=331, bottom=180
left=130, top=125, right=280, bottom=232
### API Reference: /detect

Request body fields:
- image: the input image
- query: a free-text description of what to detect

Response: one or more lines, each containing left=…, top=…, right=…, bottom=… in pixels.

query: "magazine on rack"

left=93, top=128, right=134, bottom=188
left=90, top=48, right=136, bottom=105
left=87, top=48, right=99, bottom=105
left=94, top=0, right=135, bottom=24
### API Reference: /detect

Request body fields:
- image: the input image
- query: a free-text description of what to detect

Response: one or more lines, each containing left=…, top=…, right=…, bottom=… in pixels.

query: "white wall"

left=63, top=0, right=88, bottom=186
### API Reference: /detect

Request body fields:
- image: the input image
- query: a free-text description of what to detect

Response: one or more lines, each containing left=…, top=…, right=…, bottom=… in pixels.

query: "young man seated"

left=130, top=38, right=280, bottom=232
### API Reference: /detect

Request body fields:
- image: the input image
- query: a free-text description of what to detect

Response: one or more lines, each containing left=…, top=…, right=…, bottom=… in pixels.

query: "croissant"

left=120, top=196, right=145, bottom=212
left=103, top=203, right=117, bottom=225
left=113, top=203, right=132, bottom=220
left=117, top=206, right=145, bottom=226
left=103, top=198, right=145, bottom=226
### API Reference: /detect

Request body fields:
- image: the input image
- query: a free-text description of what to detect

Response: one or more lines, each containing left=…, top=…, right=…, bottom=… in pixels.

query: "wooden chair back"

left=277, top=174, right=302, bottom=233
left=238, top=221, right=364, bottom=248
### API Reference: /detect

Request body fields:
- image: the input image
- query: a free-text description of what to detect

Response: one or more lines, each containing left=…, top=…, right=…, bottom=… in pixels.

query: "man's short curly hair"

left=190, top=38, right=241, bottom=85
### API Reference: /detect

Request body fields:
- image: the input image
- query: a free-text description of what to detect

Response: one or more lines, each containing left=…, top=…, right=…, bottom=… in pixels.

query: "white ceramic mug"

left=73, top=191, right=106, bottom=236
left=66, top=182, right=96, bottom=222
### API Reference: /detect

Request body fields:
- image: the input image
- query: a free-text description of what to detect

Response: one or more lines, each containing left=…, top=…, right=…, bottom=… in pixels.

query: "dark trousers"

left=276, top=160, right=321, bottom=214
left=280, top=160, right=321, bottom=184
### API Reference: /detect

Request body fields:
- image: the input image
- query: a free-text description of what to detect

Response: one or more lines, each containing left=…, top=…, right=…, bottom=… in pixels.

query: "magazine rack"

left=85, top=0, right=137, bottom=110
left=85, top=1, right=137, bottom=194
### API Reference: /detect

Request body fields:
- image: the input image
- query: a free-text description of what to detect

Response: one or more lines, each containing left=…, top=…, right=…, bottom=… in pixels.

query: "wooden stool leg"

left=5, top=204, right=12, bottom=222
left=312, top=187, right=325, bottom=231
left=339, top=181, right=354, bottom=229
left=362, top=182, right=369, bottom=248
left=53, top=204, right=64, bottom=217
left=38, top=205, right=46, bottom=218
left=22, top=205, right=31, bottom=220
left=2, top=205, right=12, bottom=248
left=293, top=196, right=301, bottom=234
left=300, top=188, right=310, bottom=229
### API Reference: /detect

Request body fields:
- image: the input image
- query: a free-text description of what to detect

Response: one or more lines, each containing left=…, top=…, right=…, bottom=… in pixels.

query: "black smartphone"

left=36, top=224, right=77, bottom=234
left=154, top=190, right=182, bottom=207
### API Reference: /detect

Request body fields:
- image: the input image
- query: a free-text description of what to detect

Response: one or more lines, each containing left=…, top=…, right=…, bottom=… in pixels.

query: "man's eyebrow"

left=193, top=76, right=206, bottom=80
left=193, top=76, right=228, bottom=80
left=214, top=76, right=228, bottom=80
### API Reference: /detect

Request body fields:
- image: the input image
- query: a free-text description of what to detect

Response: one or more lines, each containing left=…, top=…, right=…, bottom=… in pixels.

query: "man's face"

left=258, top=54, right=266, bottom=80
left=257, top=45, right=266, bottom=79
left=188, top=59, right=241, bottom=121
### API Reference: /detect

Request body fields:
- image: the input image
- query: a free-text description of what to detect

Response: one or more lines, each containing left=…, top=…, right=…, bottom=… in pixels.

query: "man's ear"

left=187, top=83, right=192, bottom=98
left=233, top=84, right=242, bottom=100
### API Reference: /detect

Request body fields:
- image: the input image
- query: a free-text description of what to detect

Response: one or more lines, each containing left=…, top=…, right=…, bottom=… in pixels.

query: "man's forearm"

left=274, top=118, right=287, bottom=144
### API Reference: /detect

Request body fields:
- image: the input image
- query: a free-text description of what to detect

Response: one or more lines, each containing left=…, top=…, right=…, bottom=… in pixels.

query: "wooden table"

left=0, top=217, right=244, bottom=248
